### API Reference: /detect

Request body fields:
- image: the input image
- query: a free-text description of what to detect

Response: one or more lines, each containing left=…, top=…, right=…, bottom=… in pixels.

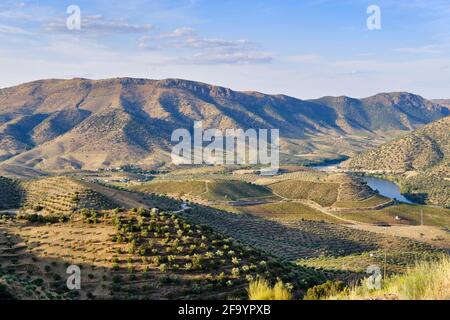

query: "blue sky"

left=0, top=0, right=449, bottom=98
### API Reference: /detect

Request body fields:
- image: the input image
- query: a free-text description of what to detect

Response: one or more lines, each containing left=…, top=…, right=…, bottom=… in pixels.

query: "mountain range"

left=0, top=78, right=448, bottom=174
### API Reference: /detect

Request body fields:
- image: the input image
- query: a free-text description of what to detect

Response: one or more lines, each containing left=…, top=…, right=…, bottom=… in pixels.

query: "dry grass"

left=330, top=255, right=450, bottom=300
left=248, top=278, right=292, bottom=300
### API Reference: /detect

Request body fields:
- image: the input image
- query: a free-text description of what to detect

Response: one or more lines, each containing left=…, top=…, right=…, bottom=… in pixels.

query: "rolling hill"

left=133, top=179, right=273, bottom=202
left=0, top=78, right=448, bottom=174
left=343, top=116, right=450, bottom=207
left=0, top=176, right=119, bottom=214
left=20, top=177, right=119, bottom=214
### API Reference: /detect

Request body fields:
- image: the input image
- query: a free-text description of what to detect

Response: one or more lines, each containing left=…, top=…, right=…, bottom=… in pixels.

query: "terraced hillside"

left=240, top=202, right=345, bottom=224
left=269, top=180, right=339, bottom=207
left=0, top=209, right=332, bottom=300
left=344, top=116, right=450, bottom=207
left=0, top=176, right=23, bottom=210
left=21, top=177, right=118, bottom=215
left=1, top=175, right=447, bottom=300
left=336, top=204, right=450, bottom=228
left=266, top=174, right=386, bottom=209
left=133, top=180, right=275, bottom=202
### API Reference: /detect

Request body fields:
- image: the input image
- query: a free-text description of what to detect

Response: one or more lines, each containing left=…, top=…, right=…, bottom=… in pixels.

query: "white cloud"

left=139, top=27, right=272, bottom=65
left=141, top=27, right=255, bottom=50
left=394, top=45, right=443, bottom=54
left=178, top=50, right=273, bottom=65
left=287, top=54, right=321, bottom=63
left=0, top=24, right=29, bottom=34
left=44, top=15, right=154, bottom=35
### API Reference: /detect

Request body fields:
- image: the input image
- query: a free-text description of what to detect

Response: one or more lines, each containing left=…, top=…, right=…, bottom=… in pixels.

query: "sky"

left=0, top=0, right=449, bottom=99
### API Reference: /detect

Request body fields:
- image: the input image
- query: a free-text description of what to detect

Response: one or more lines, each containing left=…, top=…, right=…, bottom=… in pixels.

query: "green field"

left=298, top=250, right=443, bottom=274
left=336, top=204, right=450, bottom=227
left=268, top=180, right=339, bottom=207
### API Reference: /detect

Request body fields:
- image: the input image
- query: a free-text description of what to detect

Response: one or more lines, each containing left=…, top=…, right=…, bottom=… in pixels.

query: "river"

left=310, top=162, right=418, bottom=204
left=360, top=176, right=416, bottom=204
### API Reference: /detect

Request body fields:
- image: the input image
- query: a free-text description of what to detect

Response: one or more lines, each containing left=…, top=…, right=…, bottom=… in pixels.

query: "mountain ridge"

left=0, top=77, right=448, bottom=173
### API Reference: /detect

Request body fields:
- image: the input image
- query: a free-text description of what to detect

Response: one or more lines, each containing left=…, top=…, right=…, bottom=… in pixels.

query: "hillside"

left=344, top=116, right=450, bottom=207
left=0, top=208, right=331, bottom=300
left=325, top=256, right=450, bottom=300
left=0, top=78, right=448, bottom=173
left=21, top=177, right=121, bottom=214
left=1, top=175, right=447, bottom=300
left=267, top=173, right=384, bottom=208
left=133, top=180, right=274, bottom=202
left=311, top=92, right=448, bottom=132
left=0, top=176, right=119, bottom=214
left=0, top=176, right=23, bottom=210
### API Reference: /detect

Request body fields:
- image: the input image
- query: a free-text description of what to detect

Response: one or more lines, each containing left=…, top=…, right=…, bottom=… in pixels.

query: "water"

left=360, top=176, right=416, bottom=204
left=311, top=164, right=339, bottom=172
left=310, top=162, right=418, bottom=204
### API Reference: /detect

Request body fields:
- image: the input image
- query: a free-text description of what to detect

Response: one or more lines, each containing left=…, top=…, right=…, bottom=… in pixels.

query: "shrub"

left=248, top=278, right=292, bottom=300
left=332, top=255, right=450, bottom=300
left=159, top=264, right=167, bottom=272
left=304, top=281, right=348, bottom=300
left=191, top=255, right=203, bottom=270
left=112, top=275, right=122, bottom=284
left=231, top=268, right=240, bottom=277
left=0, top=284, right=13, bottom=300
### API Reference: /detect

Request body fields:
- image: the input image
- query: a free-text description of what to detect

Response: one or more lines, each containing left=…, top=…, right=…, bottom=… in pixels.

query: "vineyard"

left=268, top=180, right=339, bottom=207
left=20, top=177, right=118, bottom=215
left=240, top=202, right=345, bottom=224
left=178, top=204, right=439, bottom=263
left=133, top=180, right=275, bottom=202
left=333, top=195, right=391, bottom=209
left=337, top=204, right=450, bottom=228
left=0, top=172, right=447, bottom=300
left=297, top=250, right=444, bottom=274
left=265, top=173, right=393, bottom=210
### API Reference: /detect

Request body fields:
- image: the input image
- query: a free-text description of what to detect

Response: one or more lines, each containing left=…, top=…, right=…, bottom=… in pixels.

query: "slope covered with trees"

left=344, top=116, right=450, bottom=207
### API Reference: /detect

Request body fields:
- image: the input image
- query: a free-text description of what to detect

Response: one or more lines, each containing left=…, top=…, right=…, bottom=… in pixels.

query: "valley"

left=2, top=160, right=448, bottom=300
left=0, top=78, right=449, bottom=301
